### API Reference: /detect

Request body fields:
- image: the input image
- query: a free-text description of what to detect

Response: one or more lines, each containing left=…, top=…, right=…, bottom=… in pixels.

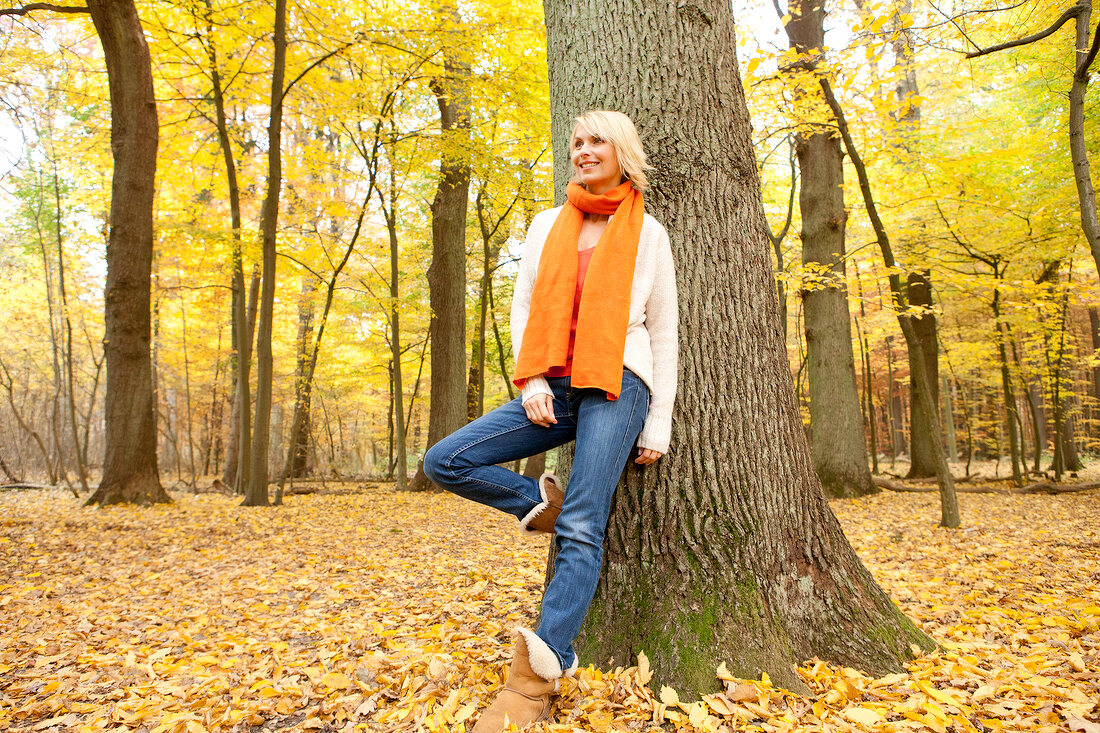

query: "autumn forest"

left=1, top=0, right=1099, bottom=730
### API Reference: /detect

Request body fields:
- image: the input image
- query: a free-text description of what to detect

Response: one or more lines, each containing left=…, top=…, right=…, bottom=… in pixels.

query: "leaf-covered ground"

left=1, top=483, right=1097, bottom=733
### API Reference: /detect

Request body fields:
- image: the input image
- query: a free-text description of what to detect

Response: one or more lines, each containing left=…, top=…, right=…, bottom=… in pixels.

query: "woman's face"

left=571, top=126, right=622, bottom=195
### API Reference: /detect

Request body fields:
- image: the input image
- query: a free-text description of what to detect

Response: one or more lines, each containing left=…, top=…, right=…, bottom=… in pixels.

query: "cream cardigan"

left=511, top=206, right=679, bottom=454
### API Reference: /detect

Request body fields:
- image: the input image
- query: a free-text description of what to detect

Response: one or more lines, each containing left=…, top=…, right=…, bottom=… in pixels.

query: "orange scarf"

left=514, top=181, right=644, bottom=400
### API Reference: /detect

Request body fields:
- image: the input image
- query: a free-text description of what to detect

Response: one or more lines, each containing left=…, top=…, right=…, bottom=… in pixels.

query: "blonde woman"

left=424, top=110, right=678, bottom=731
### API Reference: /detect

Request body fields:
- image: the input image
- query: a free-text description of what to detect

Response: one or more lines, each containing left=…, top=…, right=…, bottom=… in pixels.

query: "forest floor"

left=0, top=478, right=1097, bottom=733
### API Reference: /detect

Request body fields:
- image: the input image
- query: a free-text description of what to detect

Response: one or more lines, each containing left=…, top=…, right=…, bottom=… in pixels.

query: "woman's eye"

left=592, top=137, right=603, bottom=144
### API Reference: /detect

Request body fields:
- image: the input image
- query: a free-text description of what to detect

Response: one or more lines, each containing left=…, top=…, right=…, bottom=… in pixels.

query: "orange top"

left=546, top=246, right=597, bottom=378
left=513, top=181, right=644, bottom=400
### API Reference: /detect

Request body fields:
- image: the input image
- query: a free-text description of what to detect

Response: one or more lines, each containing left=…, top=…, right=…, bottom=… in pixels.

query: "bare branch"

left=0, top=3, right=88, bottom=16
left=1076, top=18, right=1100, bottom=79
left=965, top=5, right=1082, bottom=58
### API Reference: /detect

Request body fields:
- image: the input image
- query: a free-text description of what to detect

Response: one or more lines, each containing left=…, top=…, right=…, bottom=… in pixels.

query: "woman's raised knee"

left=423, top=442, right=452, bottom=486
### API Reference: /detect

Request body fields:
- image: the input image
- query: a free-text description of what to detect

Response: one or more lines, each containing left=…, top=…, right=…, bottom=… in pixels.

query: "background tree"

left=782, top=0, right=877, bottom=498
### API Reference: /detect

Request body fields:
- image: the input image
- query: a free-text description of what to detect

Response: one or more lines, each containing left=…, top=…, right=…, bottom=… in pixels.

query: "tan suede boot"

left=471, top=631, right=559, bottom=732
left=519, top=472, right=564, bottom=535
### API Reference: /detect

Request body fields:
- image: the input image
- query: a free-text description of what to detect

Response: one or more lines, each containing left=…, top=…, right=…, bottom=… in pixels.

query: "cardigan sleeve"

left=510, top=212, right=553, bottom=404
left=635, top=226, right=678, bottom=453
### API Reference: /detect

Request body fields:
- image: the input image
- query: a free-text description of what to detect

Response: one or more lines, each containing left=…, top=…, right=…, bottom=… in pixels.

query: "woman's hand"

left=523, top=394, right=557, bottom=427
left=634, top=448, right=663, bottom=465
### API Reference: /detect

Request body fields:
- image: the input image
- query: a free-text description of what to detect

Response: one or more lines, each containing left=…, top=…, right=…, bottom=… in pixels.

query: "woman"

left=423, top=110, right=677, bottom=732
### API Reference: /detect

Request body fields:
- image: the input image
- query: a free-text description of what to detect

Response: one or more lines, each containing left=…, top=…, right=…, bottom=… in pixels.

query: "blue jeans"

left=424, top=368, right=650, bottom=672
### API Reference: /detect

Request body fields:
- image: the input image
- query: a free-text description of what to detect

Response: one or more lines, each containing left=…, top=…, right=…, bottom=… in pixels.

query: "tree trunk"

left=785, top=0, right=875, bottom=498
left=84, top=0, right=168, bottom=506
left=1070, top=0, right=1100, bottom=278
left=545, top=0, right=933, bottom=695
left=1090, top=306, right=1100, bottom=439
left=941, top=373, right=957, bottom=462
left=385, top=189, right=408, bottom=492
left=290, top=276, right=317, bottom=478
left=818, top=77, right=960, bottom=527
left=243, top=0, right=287, bottom=506
left=202, top=0, right=256, bottom=493
left=992, top=288, right=1024, bottom=486
left=906, top=271, right=940, bottom=478
left=423, top=0, right=471, bottom=468
left=885, top=336, right=905, bottom=458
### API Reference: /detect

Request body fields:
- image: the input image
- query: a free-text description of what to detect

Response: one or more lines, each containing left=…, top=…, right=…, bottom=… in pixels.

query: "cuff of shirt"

left=520, top=375, right=552, bottom=404
left=635, top=414, right=672, bottom=455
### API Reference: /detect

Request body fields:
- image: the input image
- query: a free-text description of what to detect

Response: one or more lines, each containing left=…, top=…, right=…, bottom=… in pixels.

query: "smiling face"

left=571, top=125, right=623, bottom=195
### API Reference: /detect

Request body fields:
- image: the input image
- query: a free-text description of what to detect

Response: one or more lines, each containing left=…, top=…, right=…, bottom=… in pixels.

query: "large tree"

left=0, top=0, right=169, bottom=505
left=783, top=0, right=876, bottom=498
left=543, top=0, right=932, bottom=695
left=409, top=0, right=471, bottom=491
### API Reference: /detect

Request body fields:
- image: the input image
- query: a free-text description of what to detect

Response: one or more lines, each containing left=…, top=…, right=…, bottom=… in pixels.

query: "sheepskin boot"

left=519, top=472, right=564, bottom=535
left=471, top=629, right=560, bottom=733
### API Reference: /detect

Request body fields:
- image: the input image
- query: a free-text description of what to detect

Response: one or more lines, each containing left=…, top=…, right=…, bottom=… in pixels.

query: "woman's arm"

left=635, top=227, right=678, bottom=454
left=510, top=214, right=553, bottom=406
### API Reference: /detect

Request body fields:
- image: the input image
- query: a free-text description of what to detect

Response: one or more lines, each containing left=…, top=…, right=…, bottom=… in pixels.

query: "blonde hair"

left=571, top=110, right=653, bottom=192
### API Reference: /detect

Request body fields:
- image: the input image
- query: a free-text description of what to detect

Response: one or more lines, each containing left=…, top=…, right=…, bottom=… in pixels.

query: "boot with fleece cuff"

left=471, top=627, right=563, bottom=732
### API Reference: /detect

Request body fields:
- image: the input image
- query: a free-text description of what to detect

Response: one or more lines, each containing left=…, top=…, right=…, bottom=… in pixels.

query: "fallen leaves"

left=0, top=486, right=1097, bottom=732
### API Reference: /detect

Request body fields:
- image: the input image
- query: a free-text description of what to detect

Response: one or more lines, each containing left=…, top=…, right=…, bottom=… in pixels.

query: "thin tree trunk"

left=819, top=77, right=960, bottom=527
left=992, top=287, right=1024, bottom=486
left=202, top=0, right=253, bottom=493
left=1089, top=306, right=1100, bottom=439
left=290, top=276, right=317, bottom=479
left=84, top=0, right=168, bottom=505
left=1069, top=0, right=1100, bottom=278
left=275, top=190, right=375, bottom=503
left=178, top=281, right=198, bottom=489
left=941, top=373, right=957, bottom=462
left=52, top=163, right=88, bottom=493
left=546, top=0, right=934, bottom=695
left=243, top=0, right=287, bottom=507
left=383, top=172, right=408, bottom=491
left=1010, top=334, right=1043, bottom=473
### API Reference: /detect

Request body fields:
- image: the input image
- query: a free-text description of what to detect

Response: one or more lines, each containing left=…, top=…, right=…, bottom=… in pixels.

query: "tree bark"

left=784, top=0, right=875, bottom=499
left=290, top=276, right=317, bottom=479
left=906, top=271, right=940, bottom=478
left=1069, top=0, right=1100, bottom=279
left=1089, top=306, right=1100, bottom=439
left=545, top=0, right=934, bottom=695
left=243, top=0, right=287, bottom=506
left=992, top=287, right=1024, bottom=486
left=84, top=0, right=168, bottom=506
left=418, top=0, right=471, bottom=491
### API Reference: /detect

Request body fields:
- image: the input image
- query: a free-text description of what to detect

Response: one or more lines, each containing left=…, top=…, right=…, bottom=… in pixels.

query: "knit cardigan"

left=511, top=206, right=679, bottom=454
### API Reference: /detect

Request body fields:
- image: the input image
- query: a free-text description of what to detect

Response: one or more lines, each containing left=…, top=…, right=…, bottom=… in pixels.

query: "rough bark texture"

left=786, top=0, right=875, bottom=499
left=290, top=277, right=317, bottom=478
left=423, top=0, right=471, bottom=477
left=906, top=271, right=940, bottom=478
left=544, top=0, right=933, bottom=695
left=84, top=0, right=168, bottom=506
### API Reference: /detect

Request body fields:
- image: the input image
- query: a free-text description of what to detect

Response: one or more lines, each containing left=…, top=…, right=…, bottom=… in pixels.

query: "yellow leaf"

left=453, top=702, right=476, bottom=723
left=845, top=707, right=882, bottom=725
left=659, top=685, right=679, bottom=707
left=322, top=672, right=352, bottom=690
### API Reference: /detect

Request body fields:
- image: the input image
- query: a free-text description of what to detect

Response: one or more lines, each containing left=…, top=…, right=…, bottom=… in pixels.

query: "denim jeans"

left=423, top=368, right=650, bottom=672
